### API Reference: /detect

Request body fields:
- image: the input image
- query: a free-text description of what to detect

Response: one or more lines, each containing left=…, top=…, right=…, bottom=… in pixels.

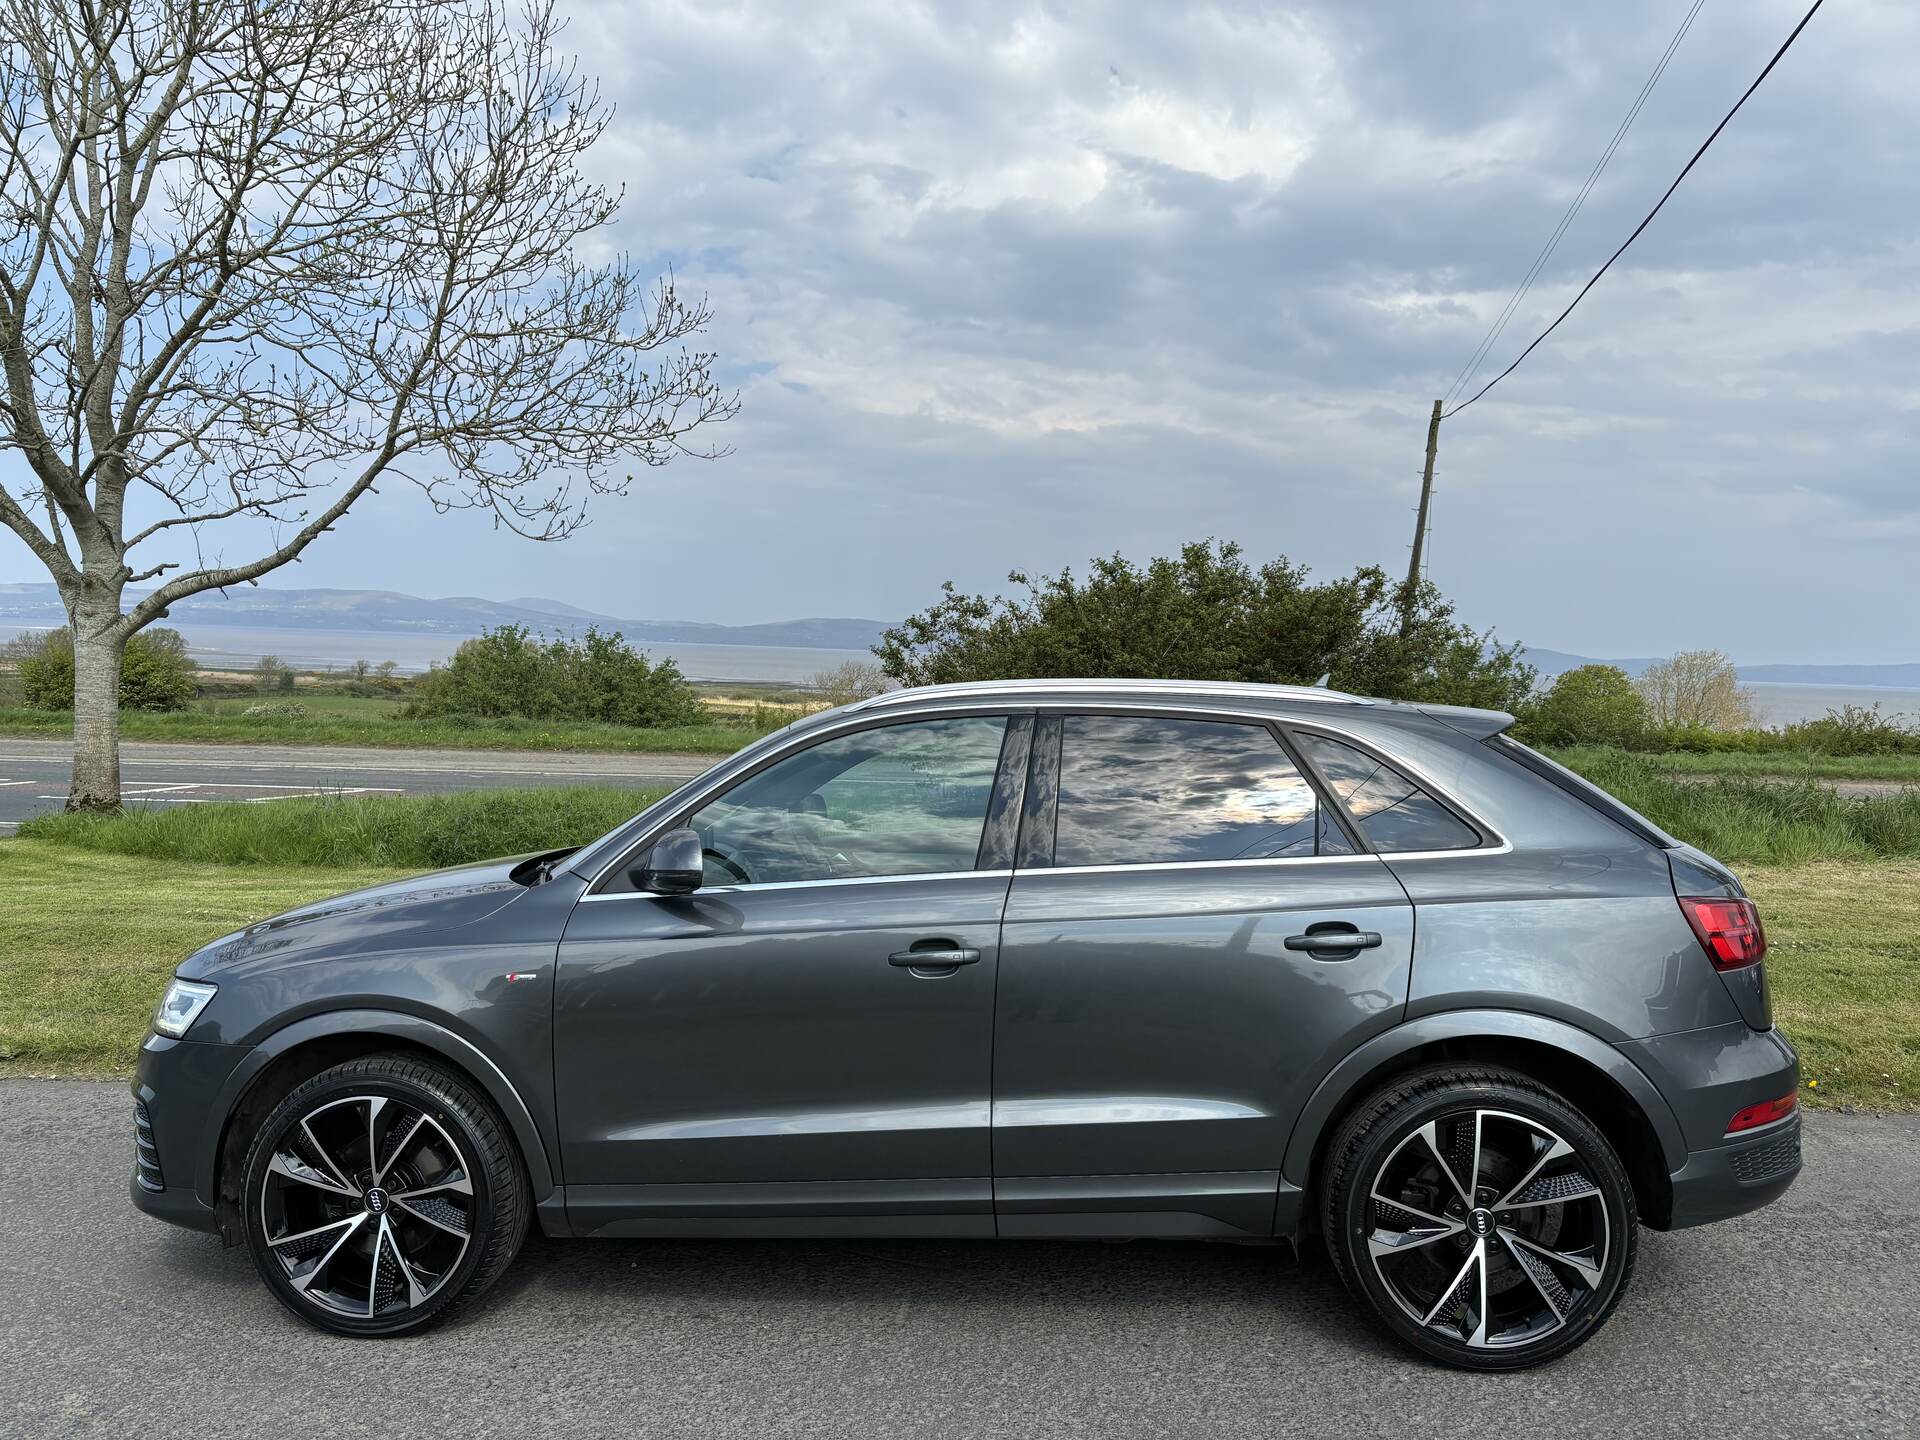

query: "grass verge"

left=19, top=785, right=669, bottom=869
left=3, top=837, right=1910, bottom=1109
left=1549, top=744, right=1920, bottom=784
left=1562, top=751, right=1920, bottom=864
left=0, top=705, right=762, bottom=754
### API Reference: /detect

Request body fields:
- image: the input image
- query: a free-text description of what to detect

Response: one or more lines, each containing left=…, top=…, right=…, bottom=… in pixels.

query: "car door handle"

left=1284, top=928, right=1383, bottom=954
left=888, top=946, right=981, bottom=968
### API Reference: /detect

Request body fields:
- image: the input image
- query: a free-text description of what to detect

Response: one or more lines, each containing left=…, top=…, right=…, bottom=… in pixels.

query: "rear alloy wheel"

left=241, top=1054, right=527, bottom=1336
left=1322, top=1066, right=1637, bottom=1370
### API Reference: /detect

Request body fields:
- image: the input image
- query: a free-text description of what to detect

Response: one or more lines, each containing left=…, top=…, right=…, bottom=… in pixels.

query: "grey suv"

left=132, top=679, right=1801, bottom=1369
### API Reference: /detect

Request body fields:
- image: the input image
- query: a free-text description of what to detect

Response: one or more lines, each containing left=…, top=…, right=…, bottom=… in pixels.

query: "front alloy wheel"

left=242, top=1054, right=526, bottom=1336
left=1323, top=1067, right=1637, bottom=1370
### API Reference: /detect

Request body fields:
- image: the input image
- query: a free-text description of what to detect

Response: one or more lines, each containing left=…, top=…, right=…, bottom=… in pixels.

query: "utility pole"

left=1399, top=398, right=1442, bottom=637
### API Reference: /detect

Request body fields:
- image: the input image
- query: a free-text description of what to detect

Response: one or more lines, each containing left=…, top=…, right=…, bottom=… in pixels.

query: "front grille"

left=134, top=1098, right=165, bottom=1192
left=1729, top=1127, right=1800, bottom=1185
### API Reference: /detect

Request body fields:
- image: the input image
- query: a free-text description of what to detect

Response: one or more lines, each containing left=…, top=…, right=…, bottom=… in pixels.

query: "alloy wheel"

left=1365, top=1107, right=1610, bottom=1351
left=259, top=1094, right=474, bottom=1320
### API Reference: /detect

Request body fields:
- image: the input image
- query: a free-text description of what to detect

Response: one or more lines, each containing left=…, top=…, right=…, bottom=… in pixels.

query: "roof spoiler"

left=1415, top=703, right=1517, bottom=740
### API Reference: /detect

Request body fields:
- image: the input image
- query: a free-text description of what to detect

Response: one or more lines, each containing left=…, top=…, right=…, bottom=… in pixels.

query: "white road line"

left=0, top=779, right=36, bottom=787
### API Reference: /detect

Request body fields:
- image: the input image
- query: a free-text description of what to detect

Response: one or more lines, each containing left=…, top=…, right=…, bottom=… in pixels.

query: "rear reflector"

left=1678, top=895, right=1767, bottom=971
left=1726, top=1091, right=1797, bottom=1135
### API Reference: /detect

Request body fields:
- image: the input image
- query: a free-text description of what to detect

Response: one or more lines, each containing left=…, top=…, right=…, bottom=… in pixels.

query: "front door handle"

left=1284, top=926, right=1383, bottom=957
left=888, top=945, right=981, bottom=969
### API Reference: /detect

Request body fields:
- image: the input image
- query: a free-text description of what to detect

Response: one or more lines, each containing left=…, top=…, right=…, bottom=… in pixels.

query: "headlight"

left=152, top=978, right=218, bottom=1038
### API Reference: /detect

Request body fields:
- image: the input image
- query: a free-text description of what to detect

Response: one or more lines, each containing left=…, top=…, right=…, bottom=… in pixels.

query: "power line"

left=1442, top=0, right=1706, bottom=410
left=1443, top=0, right=1827, bottom=420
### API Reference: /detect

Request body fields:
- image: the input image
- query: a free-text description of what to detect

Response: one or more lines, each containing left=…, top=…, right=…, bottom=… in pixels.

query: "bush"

left=808, top=659, right=891, bottom=707
left=3, top=626, right=197, bottom=711
left=876, top=539, right=1536, bottom=711
left=1524, top=665, right=1648, bottom=747
left=19, top=785, right=667, bottom=868
left=1634, top=650, right=1754, bottom=730
left=407, top=624, right=706, bottom=728
left=1779, top=704, right=1920, bottom=756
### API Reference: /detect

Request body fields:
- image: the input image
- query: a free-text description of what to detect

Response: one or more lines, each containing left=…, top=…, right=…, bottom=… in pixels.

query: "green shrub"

left=407, top=624, right=705, bottom=728
left=1779, top=704, right=1920, bottom=756
left=5, top=626, right=197, bottom=711
left=19, top=785, right=669, bottom=868
left=1524, top=665, right=1647, bottom=747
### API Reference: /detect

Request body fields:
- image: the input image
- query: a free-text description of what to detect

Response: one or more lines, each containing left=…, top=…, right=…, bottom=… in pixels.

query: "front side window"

left=1296, top=732, right=1481, bottom=853
left=1051, top=715, right=1354, bottom=867
left=689, top=716, right=1008, bottom=885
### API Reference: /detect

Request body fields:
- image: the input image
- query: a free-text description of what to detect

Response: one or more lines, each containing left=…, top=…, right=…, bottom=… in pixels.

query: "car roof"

left=832, top=678, right=1515, bottom=739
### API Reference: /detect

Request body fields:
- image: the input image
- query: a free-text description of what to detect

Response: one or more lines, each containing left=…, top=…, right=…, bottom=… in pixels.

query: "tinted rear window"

left=1296, top=733, right=1481, bottom=853
left=1052, top=715, right=1354, bottom=866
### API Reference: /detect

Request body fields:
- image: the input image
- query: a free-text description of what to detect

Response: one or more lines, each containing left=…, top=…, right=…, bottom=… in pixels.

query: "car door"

left=991, top=711, right=1416, bottom=1237
left=554, top=711, right=1028, bottom=1237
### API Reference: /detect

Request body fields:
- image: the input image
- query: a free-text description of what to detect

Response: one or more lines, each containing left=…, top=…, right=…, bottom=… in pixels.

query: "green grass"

left=1742, top=860, right=1920, bottom=1112
left=0, top=842, right=407, bottom=1074
left=3, top=836, right=1911, bottom=1108
left=0, top=704, right=761, bottom=754
left=1559, top=751, right=1920, bottom=864
left=1550, top=744, right=1920, bottom=784
left=19, top=785, right=669, bottom=869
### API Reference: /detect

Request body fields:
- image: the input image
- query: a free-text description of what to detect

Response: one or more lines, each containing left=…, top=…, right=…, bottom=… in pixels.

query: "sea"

left=3, top=621, right=1917, bottom=721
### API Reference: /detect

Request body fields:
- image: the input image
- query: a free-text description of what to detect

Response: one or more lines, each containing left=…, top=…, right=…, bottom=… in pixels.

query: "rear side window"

left=1295, top=733, right=1481, bottom=853
left=1051, top=715, right=1354, bottom=866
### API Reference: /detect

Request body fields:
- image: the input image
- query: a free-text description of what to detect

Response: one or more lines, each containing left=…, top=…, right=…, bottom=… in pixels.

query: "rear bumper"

left=1619, top=1019, right=1803, bottom=1230
left=1664, top=1114, right=1802, bottom=1227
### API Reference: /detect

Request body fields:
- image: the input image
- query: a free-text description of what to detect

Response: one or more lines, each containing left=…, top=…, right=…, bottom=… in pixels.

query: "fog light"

left=1726, top=1091, right=1797, bottom=1135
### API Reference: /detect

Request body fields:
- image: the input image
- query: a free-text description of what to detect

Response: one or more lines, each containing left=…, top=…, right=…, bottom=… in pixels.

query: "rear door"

left=992, top=711, right=1415, bottom=1237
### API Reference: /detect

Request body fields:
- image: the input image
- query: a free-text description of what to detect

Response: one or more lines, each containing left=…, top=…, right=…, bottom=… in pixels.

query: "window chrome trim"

left=581, top=700, right=1509, bottom=894
left=577, top=868, right=1012, bottom=902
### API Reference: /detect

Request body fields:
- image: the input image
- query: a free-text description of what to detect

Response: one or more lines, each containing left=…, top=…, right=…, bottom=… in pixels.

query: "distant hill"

left=0, top=583, right=890, bottom=653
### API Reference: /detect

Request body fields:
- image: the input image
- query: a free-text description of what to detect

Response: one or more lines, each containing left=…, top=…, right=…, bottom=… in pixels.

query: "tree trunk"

left=69, top=609, right=126, bottom=812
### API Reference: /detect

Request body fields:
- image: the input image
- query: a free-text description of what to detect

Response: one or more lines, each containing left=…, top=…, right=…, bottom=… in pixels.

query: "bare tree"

left=1634, top=650, right=1756, bottom=730
left=0, top=0, right=735, bottom=808
left=807, top=659, right=890, bottom=708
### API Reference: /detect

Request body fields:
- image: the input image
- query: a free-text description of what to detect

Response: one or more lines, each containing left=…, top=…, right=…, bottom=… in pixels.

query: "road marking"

left=0, top=779, right=35, bottom=787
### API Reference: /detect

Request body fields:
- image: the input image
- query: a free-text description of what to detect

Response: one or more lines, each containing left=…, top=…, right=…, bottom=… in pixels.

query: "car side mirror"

left=636, top=828, right=703, bottom=894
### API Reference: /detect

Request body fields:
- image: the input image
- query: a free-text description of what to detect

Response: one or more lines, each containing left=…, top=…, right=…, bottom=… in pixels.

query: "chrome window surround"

left=581, top=699, right=1507, bottom=898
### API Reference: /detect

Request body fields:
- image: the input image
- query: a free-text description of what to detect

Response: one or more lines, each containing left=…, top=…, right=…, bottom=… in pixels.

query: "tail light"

left=1726, top=1091, right=1797, bottom=1135
left=1678, top=895, right=1766, bottom=971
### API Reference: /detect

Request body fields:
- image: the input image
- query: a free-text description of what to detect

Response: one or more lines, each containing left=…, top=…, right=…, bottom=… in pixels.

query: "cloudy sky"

left=10, top=0, right=1916, bottom=661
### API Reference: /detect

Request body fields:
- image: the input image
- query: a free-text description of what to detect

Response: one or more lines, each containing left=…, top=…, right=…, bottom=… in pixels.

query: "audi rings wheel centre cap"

left=1467, top=1207, right=1495, bottom=1238
left=363, top=1186, right=390, bottom=1215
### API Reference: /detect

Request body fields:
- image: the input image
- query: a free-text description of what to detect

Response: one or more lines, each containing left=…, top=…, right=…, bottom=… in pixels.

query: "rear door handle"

left=1284, top=927, right=1383, bottom=955
left=888, top=946, right=981, bottom=968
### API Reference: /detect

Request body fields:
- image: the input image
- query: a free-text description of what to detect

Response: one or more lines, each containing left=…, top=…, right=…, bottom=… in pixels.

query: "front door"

left=991, top=712, right=1416, bottom=1237
left=555, top=712, right=1024, bottom=1236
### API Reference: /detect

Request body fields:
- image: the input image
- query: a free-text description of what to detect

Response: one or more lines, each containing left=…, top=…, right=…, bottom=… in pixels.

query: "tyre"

left=1320, top=1064, right=1638, bottom=1371
left=240, top=1053, right=528, bottom=1336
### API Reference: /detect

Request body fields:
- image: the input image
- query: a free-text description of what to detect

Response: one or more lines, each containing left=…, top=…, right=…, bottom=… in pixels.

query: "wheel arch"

left=1285, top=1011, right=1684, bottom=1234
left=199, top=1009, right=556, bottom=1242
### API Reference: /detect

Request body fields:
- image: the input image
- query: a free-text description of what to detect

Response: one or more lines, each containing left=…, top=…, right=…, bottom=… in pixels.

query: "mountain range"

left=1, top=583, right=1915, bottom=686
left=0, top=583, right=890, bottom=654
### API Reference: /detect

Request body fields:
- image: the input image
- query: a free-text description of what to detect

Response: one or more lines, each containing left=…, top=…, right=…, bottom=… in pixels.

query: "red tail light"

left=1678, top=895, right=1767, bottom=971
left=1726, top=1091, right=1797, bottom=1134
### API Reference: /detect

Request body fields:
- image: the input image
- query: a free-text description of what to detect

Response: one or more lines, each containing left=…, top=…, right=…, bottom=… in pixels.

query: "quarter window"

left=1051, top=715, right=1354, bottom=867
left=1295, top=733, right=1481, bottom=853
left=689, top=716, right=1008, bottom=885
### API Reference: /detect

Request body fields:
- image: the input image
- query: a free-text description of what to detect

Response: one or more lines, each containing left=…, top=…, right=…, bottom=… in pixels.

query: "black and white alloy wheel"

left=1323, top=1066, right=1637, bottom=1371
left=242, top=1055, right=527, bottom=1336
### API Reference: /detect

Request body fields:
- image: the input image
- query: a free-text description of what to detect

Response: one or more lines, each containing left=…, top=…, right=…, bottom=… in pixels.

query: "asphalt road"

left=0, top=1082, right=1912, bottom=1438
left=0, top=737, right=714, bottom=829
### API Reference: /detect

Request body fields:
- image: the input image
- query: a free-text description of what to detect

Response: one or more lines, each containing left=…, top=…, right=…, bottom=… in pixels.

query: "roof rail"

left=848, top=677, right=1374, bottom=712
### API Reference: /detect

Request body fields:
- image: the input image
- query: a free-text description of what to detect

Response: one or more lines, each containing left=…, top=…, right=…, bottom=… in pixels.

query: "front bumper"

left=128, top=1032, right=252, bottom=1236
left=1619, top=1019, right=1804, bottom=1230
